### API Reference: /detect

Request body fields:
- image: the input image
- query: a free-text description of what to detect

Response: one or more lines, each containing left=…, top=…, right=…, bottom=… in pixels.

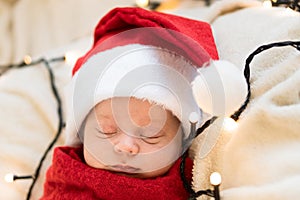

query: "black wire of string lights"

left=180, top=40, right=300, bottom=200
left=0, top=55, right=66, bottom=200
left=271, top=0, right=300, bottom=11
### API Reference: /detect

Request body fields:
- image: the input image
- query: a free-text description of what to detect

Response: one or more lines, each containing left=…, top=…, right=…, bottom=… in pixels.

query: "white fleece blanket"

left=0, top=1, right=300, bottom=200
left=190, top=1, right=300, bottom=200
left=0, top=37, right=92, bottom=199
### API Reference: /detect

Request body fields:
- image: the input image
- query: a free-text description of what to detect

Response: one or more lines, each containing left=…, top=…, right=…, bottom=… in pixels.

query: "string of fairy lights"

left=1, top=1, right=299, bottom=199
left=179, top=40, right=300, bottom=199
left=1, top=54, right=70, bottom=200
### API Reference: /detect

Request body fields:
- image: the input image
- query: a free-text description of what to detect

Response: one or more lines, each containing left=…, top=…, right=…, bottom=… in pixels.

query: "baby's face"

left=83, top=97, right=183, bottom=178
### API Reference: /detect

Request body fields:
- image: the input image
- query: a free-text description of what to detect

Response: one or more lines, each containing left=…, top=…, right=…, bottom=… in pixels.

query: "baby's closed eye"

left=95, top=128, right=118, bottom=138
left=140, top=131, right=165, bottom=144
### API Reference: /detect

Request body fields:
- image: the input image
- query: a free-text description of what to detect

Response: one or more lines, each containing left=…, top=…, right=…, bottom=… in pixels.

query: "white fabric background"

left=0, top=0, right=135, bottom=64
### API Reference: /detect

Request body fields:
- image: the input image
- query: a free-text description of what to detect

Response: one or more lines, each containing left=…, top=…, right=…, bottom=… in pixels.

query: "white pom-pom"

left=192, top=60, right=248, bottom=116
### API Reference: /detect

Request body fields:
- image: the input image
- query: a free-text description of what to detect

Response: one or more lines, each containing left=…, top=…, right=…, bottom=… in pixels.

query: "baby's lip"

left=110, top=165, right=140, bottom=173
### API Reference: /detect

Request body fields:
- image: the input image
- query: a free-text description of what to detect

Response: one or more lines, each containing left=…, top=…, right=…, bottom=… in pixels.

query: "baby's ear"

left=192, top=60, right=248, bottom=117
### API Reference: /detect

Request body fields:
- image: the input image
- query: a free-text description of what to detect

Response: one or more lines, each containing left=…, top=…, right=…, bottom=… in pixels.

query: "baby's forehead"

left=93, top=97, right=170, bottom=116
left=88, top=98, right=179, bottom=128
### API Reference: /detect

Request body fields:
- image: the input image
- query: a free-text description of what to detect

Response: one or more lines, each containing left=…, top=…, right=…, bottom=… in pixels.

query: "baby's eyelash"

left=95, top=128, right=117, bottom=138
left=140, top=135, right=162, bottom=144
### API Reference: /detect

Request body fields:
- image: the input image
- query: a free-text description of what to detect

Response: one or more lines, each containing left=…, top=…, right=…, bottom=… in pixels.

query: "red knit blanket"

left=41, top=146, right=193, bottom=200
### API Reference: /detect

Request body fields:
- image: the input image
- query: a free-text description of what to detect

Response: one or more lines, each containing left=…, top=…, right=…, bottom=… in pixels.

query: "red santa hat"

left=65, top=7, right=247, bottom=146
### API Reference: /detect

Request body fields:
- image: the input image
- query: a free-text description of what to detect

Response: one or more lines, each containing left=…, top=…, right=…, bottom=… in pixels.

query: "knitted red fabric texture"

left=41, top=146, right=193, bottom=200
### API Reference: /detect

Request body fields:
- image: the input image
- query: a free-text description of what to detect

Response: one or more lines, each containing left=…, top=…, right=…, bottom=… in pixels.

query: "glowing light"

left=23, top=55, right=32, bottom=65
left=4, top=173, right=15, bottom=183
left=222, top=117, right=238, bottom=132
left=189, top=112, right=199, bottom=124
left=136, top=0, right=150, bottom=8
left=64, top=51, right=82, bottom=66
left=263, top=0, right=272, bottom=8
left=210, top=172, right=222, bottom=186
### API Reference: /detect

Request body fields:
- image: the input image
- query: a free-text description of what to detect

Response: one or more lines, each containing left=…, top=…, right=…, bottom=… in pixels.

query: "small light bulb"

left=4, top=173, right=15, bottom=183
left=263, top=0, right=272, bottom=8
left=136, top=0, right=150, bottom=8
left=23, top=55, right=32, bottom=65
left=189, top=112, right=199, bottom=124
left=222, top=117, right=238, bottom=132
left=64, top=51, right=82, bottom=66
left=210, top=172, right=222, bottom=186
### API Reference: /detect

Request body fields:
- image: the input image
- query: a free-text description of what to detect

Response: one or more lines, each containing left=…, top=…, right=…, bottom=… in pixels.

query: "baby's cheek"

left=83, top=147, right=106, bottom=169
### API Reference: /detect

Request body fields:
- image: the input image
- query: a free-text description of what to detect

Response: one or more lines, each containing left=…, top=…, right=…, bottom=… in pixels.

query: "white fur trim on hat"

left=65, top=44, right=202, bottom=146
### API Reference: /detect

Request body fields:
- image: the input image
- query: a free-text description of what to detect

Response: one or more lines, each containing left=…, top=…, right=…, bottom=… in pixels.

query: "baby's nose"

left=113, top=133, right=139, bottom=155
